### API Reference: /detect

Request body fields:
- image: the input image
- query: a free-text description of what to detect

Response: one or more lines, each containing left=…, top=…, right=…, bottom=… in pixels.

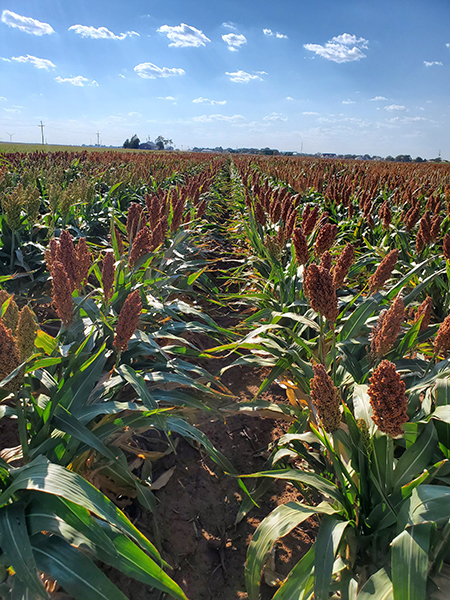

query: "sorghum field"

left=1, top=149, right=450, bottom=600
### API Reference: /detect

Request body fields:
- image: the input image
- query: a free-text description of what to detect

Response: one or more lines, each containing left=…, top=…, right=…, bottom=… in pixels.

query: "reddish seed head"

left=57, top=230, right=78, bottom=292
left=113, top=290, right=142, bottom=353
left=102, top=251, right=115, bottom=303
left=332, top=243, right=354, bottom=289
left=129, top=226, right=153, bottom=268
left=435, top=314, right=450, bottom=356
left=368, top=360, right=408, bottom=437
left=0, top=322, right=21, bottom=392
left=309, top=363, right=341, bottom=433
left=368, top=249, right=399, bottom=293
left=76, top=237, right=92, bottom=289
left=370, top=295, right=404, bottom=359
left=51, top=261, right=73, bottom=326
left=414, top=297, right=432, bottom=331
left=304, top=263, right=339, bottom=325
left=314, top=223, right=338, bottom=257
left=292, top=227, right=309, bottom=265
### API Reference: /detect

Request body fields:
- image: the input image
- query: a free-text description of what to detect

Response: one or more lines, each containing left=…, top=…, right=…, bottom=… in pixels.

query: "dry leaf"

left=150, top=466, right=176, bottom=490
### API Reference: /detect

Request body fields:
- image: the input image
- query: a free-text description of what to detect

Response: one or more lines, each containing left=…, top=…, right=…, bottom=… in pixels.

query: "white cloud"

left=304, top=33, right=368, bottom=63
left=158, top=96, right=176, bottom=100
left=384, top=104, right=406, bottom=111
left=134, top=62, right=185, bottom=78
left=303, top=111, right=319, bottom=115
left=263, top=112, right=288, bottom=121
left=263, top=28, right=288, bottom=39
left=342, top=99, right=355, bottom=104
left=55, top=75, right=95, bottom=87
left=11, top=54, right=55, bottom=70
left=424, top=61, right=443, bottom=67
left=157, top=23, right=210, bottom=47
left=0, top=97, right=6, bottom=101
left=193, top=97, right=226, bottom=105
left=222, top=33, right=247, bottom=51
left=286, top=96, right=294, bottom=101
left=118, top=74, right=126, bottom=79
left=222, top=22, right=236, bottom=30
left=192, top=114, right=245, bottom=123
left=1, top=10, right=54, bottom=35
left=370, top=96, right=387, bottom=101
left=128, top=112, right=141, bottom=117
left=225, top=70, right=263, bottom=83
left=4, top=107, right=20, bottom=113
left=69, top=25, right=139, bottom=40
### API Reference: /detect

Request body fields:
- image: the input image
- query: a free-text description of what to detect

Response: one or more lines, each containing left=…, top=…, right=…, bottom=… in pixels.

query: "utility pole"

left=38, top=121, right=45, bottom=145
left=5, top=132, right=14, bottom=143
left=96, top=131, right=100, bottom=146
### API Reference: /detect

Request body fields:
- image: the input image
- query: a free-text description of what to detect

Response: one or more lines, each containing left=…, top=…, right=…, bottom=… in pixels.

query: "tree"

left=123, top=134, right=140, bottom=149
left=155, top=135, right=173, bottom=150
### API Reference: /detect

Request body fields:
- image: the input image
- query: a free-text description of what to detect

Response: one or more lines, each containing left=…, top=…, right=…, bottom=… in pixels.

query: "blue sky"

left=1, top=0, right=450, bottom=157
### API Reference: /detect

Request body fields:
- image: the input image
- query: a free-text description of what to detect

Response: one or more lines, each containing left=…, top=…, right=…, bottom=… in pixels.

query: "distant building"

left=139, top=142, right=157, bottom=150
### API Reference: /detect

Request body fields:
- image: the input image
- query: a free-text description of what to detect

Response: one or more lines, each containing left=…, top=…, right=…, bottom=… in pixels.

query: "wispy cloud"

left=303, top=111, right=319, bottom=115
left=384, top=104, right=406, bottom=111
left=370, top=96, right=387, bottom=101
left=263, top=112, right=288, bottom=121
left=11, top=54, right=55, bottom=70
left=193, top=97, right=226, bottom=105
left=69, top=25, right=139, bottom=40
left=0, top=97, right=6, bottom=101
left=55, top=75, right=97, bottom=87
left=192, top=114, right=245, bottom=123
left=134, top=62, right=185, bottom=78
left=263, top=28, right=288, bottom=39
left=128, top=111, right=141, bottom=117
left=342, top=99, right=355, bottom=104
left=222, top=22, right=236, bottom=30
left=157, top=23, right=210, bottom=47
left=1, top=10, right=54, bottom=35
left=158, top=96, right=176, bottom=100
left=222, top=33, right=247, bottom=51
left=424, top=61, right=443, bottom=67
left=286, top=96, right=294, bottom=101
left=304, top=33, right=368, bottom=63
left=225, top=70, right=263, bottom=83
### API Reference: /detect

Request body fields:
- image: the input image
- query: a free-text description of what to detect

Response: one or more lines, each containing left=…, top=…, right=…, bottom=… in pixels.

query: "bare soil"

left=105, top=365, right=315, bottom=600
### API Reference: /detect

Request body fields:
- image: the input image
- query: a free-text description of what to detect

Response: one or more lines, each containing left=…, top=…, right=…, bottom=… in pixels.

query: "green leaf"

left=239, top=469, right=344, bottom=504
left=245, top=502, right=337, bottom=600
left=118, top=365, right=157, bottom=410
left=394, top=422, right=438, bottom=491
left=271, top=546, right=315, bottom=600
left=357, top=568, right=393, bottom=600
left=34, top=330, right=57, bottom=355
left=435, top=380, right=450, bottom=407
left=26, top=493, right=117, bottom=557
left=371, top=432, right=394, bottom=495
left=31, top=533, right=128, bottom=600
left=314, top=517, right=350, bottom=600
left=0, top=503, right=48, bottom=599
left=391, top=523, right=432, bottom=600
left=338, top=298, right=378, bottom=343
left=0, top=456, right=164, bottom=564
left=96, top=531, right=188, bottom=600
left=408, top=485, right=450, bottom=525
left=187, top=266, right=208, bottom=286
